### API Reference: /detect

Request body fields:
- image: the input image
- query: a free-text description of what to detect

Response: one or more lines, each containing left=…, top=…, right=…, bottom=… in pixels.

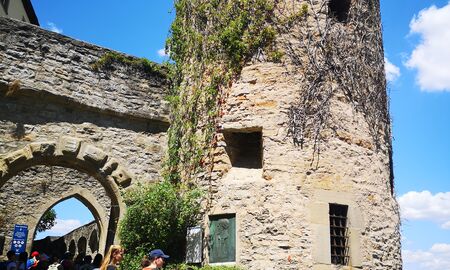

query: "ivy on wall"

left=165, top=0, right=278, bottom=184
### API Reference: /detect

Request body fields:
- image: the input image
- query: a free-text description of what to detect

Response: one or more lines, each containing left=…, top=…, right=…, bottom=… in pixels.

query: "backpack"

left=48, top=263, right=60, bottom=270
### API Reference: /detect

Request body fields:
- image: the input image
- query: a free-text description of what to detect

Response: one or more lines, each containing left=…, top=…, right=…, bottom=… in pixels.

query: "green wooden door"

left=209, top=215, right=236, bottom=263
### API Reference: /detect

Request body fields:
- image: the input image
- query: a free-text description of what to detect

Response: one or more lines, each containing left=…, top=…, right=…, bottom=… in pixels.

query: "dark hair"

left=19, top=252, right=28, bottom=262
left=140, top=256, right=150, bottom=268
left=92, top=254, right=103, bottom=268
left=7, top=250, right=15, bottom=260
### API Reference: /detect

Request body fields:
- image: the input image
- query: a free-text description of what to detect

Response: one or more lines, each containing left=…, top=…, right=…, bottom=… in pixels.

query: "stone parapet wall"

left=0, top=17, right=169, bottom=123
left=0, top=17, right=169, bottom=255
left=33, top=221, right=100, bottom=259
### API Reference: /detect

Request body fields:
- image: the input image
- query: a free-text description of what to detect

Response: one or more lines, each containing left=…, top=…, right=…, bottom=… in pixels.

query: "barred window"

left=329, top=203, right=349, bottom=265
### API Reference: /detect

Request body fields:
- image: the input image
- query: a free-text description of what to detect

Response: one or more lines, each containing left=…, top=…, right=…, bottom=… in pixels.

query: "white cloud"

left=157, top=48, right=168, bottom=57
left=404, top=244, right=450, bottom=270
left=405, top=3, right=450, bottom=92
left=44, top=219, right=82, bottom=235
left=385, top=57, right=401, bottom=82
left=398, top=191, right=450, bottom=227
left=47, top=22, right=63, bottom=34
left=441, top=221, right=450, bottom=230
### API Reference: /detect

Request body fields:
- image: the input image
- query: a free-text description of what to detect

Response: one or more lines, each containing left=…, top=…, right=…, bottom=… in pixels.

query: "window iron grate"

left=329, top=203, right=349, bottom=265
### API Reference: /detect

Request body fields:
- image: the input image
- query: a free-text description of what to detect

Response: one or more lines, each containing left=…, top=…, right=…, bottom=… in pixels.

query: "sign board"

left=185, top=226, right=202, bottom=264
left=11, top=224, right=28, bottom=255
left=209, top=215, right=236, bottom=263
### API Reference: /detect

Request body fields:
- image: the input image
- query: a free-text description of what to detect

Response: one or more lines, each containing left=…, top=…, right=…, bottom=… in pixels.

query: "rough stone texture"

left=0, top=166, right=109, bottom=255
left=0, top=17, right=169, bottom=256
left=200, top=1, right=402, bottom=270
left=0, top=17, right=170, bottom=123
left=61, top=221, right=100, bottom=256
left=33, top=221, right=100, bottom=258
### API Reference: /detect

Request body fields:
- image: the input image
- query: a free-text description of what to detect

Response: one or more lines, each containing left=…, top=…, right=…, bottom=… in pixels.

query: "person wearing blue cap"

left=142, top=249, right=169, bottom=270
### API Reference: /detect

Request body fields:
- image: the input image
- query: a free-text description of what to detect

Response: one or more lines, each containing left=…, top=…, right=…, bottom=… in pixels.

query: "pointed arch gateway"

left=0, top=136, right=133, bottom=255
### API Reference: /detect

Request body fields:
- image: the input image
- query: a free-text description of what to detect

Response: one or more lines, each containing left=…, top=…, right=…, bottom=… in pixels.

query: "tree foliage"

left=37, top=209, right=57, bottom=232
left=118, top=181, right=202, bottom=269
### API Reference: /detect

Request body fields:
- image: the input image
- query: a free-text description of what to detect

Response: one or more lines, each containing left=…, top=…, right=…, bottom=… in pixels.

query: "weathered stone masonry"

left=0, top=17, right=169, bottom=255
left=196, top=1, right=402, bottom=269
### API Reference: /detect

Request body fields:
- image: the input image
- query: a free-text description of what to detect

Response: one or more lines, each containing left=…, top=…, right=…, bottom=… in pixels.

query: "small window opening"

left=328, top=0, right=351, bottom=23
left=329, top=203, right=349, bottom=265
left=223, top=131, right=262, bottom=169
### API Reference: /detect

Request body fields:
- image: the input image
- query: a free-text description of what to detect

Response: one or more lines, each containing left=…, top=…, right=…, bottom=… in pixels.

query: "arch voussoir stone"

left=110, top=166, right=132, bottom=187
left=29, top=141, right=57, bottom=158
left=78, top=144, right=108, bottom=168
left=4, top=146, right=33, bottom=167
left=57, top=136, right=82, bottom=157
left=0, top=137, right=134, bottom=189
left=100, top=158, right=119, bottom=176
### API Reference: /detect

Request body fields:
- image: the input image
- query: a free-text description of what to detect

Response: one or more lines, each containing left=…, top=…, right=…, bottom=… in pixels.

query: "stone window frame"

left=310, top=190, right=363, bottom=268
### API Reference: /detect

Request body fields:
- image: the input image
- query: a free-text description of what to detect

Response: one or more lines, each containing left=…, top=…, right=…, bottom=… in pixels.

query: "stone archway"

left=78, top=237, right=87, bottom=254
left=0, top=136, right=133, bottom=255
left=30, top=187, right=109, bottom=256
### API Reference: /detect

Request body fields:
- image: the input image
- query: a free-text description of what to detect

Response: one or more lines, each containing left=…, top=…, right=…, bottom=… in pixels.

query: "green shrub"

left=118, top=181, right=202, bottom=268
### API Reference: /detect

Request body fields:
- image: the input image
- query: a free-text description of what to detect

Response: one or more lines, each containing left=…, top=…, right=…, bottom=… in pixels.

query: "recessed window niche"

left=223, top=130, right=262, bottom=169
left=328, top=0, right=351, bottom=23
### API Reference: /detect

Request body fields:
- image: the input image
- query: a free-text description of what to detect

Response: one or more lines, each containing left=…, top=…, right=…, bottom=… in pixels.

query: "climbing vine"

left=166, top=0, right=392, bottom=178
left=278, top=0, right=391, bottom=161
left=165, top=0, right=278, bottom=184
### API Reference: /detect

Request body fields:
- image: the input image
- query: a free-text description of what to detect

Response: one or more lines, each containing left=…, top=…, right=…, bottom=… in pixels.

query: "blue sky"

left=30, top=1, right=450, bottom=269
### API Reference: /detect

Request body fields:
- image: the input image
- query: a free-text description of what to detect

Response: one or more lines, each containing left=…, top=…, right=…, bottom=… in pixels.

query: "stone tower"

left=169, top=0, right=402, bottom=269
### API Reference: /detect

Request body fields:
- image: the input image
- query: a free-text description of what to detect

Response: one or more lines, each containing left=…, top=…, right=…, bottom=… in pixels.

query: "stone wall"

left=33, top=221, right=99, bottom=259
left=0, top=17, right=169, bottom=256
left=201, top=1, right=402, bottom=269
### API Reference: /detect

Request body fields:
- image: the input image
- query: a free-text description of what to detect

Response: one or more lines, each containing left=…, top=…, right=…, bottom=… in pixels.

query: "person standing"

left=17, top=252, right=28, bottom=270
left=90, top=254, right=102, bottom=270
left=5, top=251, right=17, bottom=270
left=27, top=252, right=39, bottom=270
left=142, top=250, right=169, bottom=270
left=99, top=246, right=123, bottom=270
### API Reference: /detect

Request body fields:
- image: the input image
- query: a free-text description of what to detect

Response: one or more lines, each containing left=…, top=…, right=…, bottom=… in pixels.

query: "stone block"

left=4, top=147, right=32, bottom=166
left=81, top=145, right=108, bottom=167
left=310, top=202, right=328, bottom=225
left=312, top=264, right=332, bottom=270
left=59, top=137, right=82, bottom=156
left=0, top=160, right=8, bottom=178
left=100, top=158, right=119, bottom=175
left=111, top=166, right=132, bottom=186
left=312, top=223, right=331, bottom=265
left=348, top=228, right=362, bottom=267
left=29, top=142, right=57, bottom=157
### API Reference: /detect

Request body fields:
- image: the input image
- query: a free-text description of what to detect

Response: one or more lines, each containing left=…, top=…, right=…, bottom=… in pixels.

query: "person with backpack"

left=47, top=256, right=60, bottom=270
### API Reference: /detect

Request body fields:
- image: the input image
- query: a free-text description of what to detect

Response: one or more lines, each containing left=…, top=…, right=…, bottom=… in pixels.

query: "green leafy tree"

left=37, top=209, right=57, bottom=232
left=119, top=181, right=202, bottom=269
